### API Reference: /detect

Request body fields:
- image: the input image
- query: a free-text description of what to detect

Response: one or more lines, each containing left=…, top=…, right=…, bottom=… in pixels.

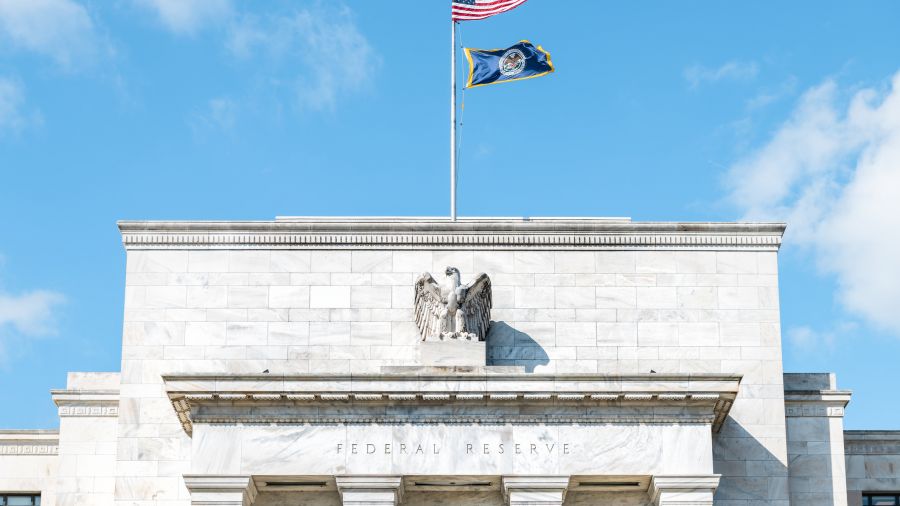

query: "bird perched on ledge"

left=414, top=267, right=492, bottom=341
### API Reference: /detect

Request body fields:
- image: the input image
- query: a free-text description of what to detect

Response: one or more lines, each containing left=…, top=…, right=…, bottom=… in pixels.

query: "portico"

left=169, top=369, right=736, bottom=505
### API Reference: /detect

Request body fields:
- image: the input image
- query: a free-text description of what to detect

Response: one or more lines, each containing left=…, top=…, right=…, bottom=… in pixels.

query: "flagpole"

left=450, top=19, right=457, bottom=221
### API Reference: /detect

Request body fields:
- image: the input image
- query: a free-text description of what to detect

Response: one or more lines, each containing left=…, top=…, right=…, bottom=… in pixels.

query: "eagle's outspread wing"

left=461, top=273, right=492, bottom=341
left=414, top=273, right=444, bottom=341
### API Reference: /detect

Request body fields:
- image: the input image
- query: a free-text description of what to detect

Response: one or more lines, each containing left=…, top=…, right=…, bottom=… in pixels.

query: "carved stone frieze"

left=0, top=431, right=60, bottom=456
left=118, top=219, right=785, bottom=250
left=163, top=372, right=741, bottom=436
left=783, top=389, right=852, bottom=418
left=844, top=431, right=900, bottom=455
left=57, top=405, right=119, bottom=417
left=51, top=388, right=120, bottom=418
left=0, top=443, right=59, bottom=455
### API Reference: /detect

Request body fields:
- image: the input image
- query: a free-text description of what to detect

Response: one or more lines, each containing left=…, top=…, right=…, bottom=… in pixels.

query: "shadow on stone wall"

left=485, top=321, right=550, bottom=373
left=713, top=416, right=790, bottom=503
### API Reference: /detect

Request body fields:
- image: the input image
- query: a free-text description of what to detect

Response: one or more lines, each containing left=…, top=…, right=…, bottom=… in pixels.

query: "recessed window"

left=1, top=495, right=40, bottom=506
left=865, top=494, right=900, bottom=506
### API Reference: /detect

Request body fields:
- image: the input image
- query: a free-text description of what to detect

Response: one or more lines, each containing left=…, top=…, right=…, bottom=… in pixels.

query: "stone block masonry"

left=112, top=218, right=789, bottom=506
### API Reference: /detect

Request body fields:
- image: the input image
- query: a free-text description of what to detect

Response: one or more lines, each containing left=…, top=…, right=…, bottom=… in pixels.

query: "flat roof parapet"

left=118, top=218, right=786, bottom=251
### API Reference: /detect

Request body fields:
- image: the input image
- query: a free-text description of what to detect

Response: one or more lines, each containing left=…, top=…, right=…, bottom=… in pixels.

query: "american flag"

left=451, top=0, right=528, bottom=21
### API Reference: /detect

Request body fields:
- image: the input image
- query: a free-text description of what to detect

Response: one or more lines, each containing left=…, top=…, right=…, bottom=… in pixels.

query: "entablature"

left=844, top=430, right=900, bottom=455
left=119, top=219, right=785, bottom=251
left=0, top=430, right=59, bottom=456
left=783, top=389, right=852, bottom=418
left=163, top=371, right=741, bottom=435
left=50, top=388, right=120, bottom=418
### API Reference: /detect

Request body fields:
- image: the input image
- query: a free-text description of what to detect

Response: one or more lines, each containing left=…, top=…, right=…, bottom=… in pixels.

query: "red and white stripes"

left=451, top=0, right=528, bottom=21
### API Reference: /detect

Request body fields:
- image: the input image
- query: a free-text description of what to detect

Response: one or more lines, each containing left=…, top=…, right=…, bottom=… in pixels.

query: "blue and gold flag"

left=464, top=40, right=554, bottom=88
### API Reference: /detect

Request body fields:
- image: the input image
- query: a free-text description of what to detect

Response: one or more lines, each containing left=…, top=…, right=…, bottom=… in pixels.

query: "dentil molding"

left=119, top=219, right=785, bottom=251
left=163, top=372, right=740, bottom=435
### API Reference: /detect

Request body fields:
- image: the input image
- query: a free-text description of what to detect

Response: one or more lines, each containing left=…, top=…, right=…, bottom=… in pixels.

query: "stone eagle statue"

left=413, top=267, right=492, bottom=341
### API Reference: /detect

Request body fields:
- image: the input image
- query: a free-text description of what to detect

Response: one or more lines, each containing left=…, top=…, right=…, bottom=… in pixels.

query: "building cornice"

left=844, top=430, right=900, bottom=455
left=51, top=389, right=120, bottom=418
left=163, top=372, right=741, bottom=435
left=783, top=389, right=852, bottom=418
left=118, top=219, right=785, bottom=251
left=0, top=430, right=59, bottom=456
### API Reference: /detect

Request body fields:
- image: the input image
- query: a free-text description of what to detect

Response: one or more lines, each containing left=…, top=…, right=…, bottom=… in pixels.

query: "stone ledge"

left=648, top=475, right=721, bottom=506
left=183, top=475, right=258, bottom=505
left=51, top=389, right=120, bottom=418
left=118, top=219, right=785, bottom=250
left=0, top=430, right=59, bottom=456
left=163, top=372, right=740, bottom=436
left=844, top=430, right=900, bottom=455
left=784, top=389, right=852, bottom=418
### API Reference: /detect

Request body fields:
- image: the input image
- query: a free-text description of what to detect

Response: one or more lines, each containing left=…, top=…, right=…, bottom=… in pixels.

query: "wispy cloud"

left=0, top=77, right=39, bottom=135
left=134, top=0, right=233, bottom=35
left=227, top=4, right=379, bottom=112
left=0, top=0, right=103, bottom=70
left=188, top=96, right=237, bottom=137
left=0, top=283, right=65, bottom=361
left=726, top=71, right=900, bottom=335
left=786, top=322, right=857, bottom=354
left=684, top=60, right=759, bottom=89
left=746, top=76, right=799, bottom=110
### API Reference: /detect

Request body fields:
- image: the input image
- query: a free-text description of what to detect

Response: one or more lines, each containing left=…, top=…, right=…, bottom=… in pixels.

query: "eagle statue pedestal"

left=416, top=340, right=486, bottom=367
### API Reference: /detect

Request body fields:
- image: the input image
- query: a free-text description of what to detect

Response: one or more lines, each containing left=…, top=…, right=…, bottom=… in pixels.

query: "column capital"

left=501, top=475, right=570, bottom=506
left=648, top=475, right=720, bottom=506
left=183, top=475, right=257, bottom=506
left=335, top=475, right=404, bottom=505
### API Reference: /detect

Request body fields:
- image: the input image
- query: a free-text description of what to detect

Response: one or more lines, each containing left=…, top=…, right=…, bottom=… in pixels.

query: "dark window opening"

left=865, top=494, right=900, bottom=506
left=1, top=495, right=40, bottom=506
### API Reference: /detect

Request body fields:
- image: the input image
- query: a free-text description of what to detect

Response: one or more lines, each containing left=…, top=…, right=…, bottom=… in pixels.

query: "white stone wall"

left=844, top=431, right=900, bottom=506
left=192, top=422, right=714, bottom=477
left=54, top=372, right=120, bottom=506
left=116, top=245, right=788, bottom=505
left=783, top=373, right=850, bottom=506
left=0, top=431, right=58, bottom=505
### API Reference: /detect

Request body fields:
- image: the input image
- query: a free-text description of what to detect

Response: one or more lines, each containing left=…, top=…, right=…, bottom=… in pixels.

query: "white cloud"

left=727, top=71, right=900, bottom=334
left=684, top=60, right=759, bottom=89
left=0, top=78, right=27, bottom=134
left=787, top=325, right=826, bottom=351
left=0, top=77, right=41, bottom=136
left=0, top=0, right=100, bottom=69
left=227, top=4, right=378, bottom=111
left=786, top=322, right=857, bottom=353
left=0, top=286, right=65, bottom=361
left=0, top=290, right=65, bottom=336
left=135, top=0, right=233, bottom=35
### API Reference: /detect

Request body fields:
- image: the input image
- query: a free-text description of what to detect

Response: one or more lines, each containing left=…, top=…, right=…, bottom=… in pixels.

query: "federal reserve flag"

left=464, top=40, right=554, bottom=88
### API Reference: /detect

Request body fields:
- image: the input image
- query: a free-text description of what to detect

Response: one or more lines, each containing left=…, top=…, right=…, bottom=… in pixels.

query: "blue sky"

left=1, top=0, right=899, bottom=429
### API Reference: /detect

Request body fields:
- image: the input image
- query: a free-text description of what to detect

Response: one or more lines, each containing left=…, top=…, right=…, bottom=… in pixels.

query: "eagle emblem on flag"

left=499, top=49, right=526, bottom=76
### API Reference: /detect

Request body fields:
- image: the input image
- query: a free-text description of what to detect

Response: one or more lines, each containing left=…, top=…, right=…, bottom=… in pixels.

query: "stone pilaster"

left=501, top=476, right=570, bottom=506
left=648, top=475, right=720, bottom=506
left=183, top=475, right=257, bottom=506
left=784, top=373, right=851, bottom=506
left=335, top=476, right=404, bottom=506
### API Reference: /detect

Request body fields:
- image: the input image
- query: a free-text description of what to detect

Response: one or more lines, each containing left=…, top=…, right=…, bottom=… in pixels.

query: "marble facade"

left=1, top=217, right=897, bottom=505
